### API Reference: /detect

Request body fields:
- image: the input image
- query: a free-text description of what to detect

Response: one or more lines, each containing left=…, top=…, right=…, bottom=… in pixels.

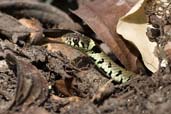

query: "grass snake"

left=61, top=32, right=135, bottom=83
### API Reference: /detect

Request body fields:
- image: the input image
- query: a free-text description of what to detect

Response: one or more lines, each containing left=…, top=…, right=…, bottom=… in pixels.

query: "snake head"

left=61, top=32, right=95, bottom=51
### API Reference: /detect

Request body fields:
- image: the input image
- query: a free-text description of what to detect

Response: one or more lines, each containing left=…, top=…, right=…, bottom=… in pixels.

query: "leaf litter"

left=0, top=0, right=171, bottom=114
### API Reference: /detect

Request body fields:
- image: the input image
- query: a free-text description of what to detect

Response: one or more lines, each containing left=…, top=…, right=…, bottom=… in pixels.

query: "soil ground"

left=1, top=0, right=171, bottom=114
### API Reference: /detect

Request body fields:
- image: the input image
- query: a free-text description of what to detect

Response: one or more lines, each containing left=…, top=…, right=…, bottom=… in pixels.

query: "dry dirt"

left=1, top=0, right=171, bottom=114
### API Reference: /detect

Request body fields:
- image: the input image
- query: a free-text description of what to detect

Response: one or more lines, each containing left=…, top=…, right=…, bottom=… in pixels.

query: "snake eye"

left=73, top=38, right=78, bottom=42
left=71, top=37, right=80, bottom=47
left=73, top=38, right=79, bottom=44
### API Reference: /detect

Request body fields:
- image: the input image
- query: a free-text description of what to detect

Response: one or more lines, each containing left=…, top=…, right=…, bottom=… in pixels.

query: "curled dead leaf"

left=19, top=18, right=44, bottom=44
left=117, top=0, right=159, bottom=72
left=54, top=79, right=73, bottom=97
left=6, top=53, right=48, bottom=109
left=0, top=12, right=31, bottom=43
left=73, top=0, right=143, bottom=73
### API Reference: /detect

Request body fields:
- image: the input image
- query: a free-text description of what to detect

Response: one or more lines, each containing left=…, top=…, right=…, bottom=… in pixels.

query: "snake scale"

left=61, top=32, right=135, bottom=83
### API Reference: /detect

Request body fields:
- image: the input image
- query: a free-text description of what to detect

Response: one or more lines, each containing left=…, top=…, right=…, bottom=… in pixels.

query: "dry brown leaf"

left=73, top=0, right=142, bottom=72
left=6, top=53, right=48, bottom=108
left=46, top=42, right=85, bottom=60
left=50, top=94, right=80, bottom=103
left=54, top=79, right=73, bottom=97
left=19, top=18, right=44, bottom=44
left=117, top=0, right=159, bottom=72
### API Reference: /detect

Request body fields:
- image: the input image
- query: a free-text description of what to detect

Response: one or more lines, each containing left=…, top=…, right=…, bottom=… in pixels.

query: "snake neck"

left=86, top=50, right=134, bottom=83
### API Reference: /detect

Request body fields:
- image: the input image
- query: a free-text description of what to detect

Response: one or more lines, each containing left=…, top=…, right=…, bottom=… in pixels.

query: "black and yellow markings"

left=72, top=38, right=79, bottom=47
left=61, top=32, right=135, bottom=83
left=97, top=58, right=104, bottom=64
left=108, top=62, right=112, bottom=68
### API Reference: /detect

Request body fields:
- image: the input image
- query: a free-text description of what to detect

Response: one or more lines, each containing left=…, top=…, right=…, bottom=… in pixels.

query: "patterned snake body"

left=61, top=32, right=135, bottom=83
